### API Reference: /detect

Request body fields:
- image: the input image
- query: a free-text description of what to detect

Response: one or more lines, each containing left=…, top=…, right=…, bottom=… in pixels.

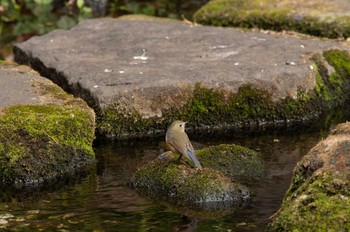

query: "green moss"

left=97, top=49, right=350, bottom=139
left=270, top=171, right=350, bottom=231
left=132, top=154, right=248, bottom=219
left=312, top=50, right=350, bottom=106
left=36, top=82, right=72, bottom=101
left=131, top=152, right=251, bottom=207
left=324, top=50, right=350, bottom=78
left=194, top=0, right=350, bottom=38
left=179, top=83, right=228, bottom=124
left=177, top=169, right=245, bottom=203
left=269, top=121, right=350, bottom=230
left=98, top=103, right=160, bottom=139
left=0, top=104, right=95, bottom=184
left=197, top=144, right=265, bottom=183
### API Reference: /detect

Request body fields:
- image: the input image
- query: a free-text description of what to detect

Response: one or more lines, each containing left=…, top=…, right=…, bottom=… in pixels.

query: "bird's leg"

left=176, top=154, right=183, bottom=163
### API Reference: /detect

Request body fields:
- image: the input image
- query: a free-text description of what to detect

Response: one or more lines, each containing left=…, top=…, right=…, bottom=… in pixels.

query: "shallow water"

left=0, top=128, right=328, bottom=231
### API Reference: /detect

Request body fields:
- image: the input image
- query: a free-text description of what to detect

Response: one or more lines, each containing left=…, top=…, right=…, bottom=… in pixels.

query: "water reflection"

left=0, top=128, right=325, bottom=231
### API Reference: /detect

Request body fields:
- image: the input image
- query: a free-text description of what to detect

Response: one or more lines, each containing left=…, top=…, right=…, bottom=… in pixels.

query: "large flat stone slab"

left=13, top=17, right=350, bottom=139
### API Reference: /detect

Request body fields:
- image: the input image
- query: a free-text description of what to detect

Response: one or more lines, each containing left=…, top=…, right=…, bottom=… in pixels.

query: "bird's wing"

left=167, top=132, right=202, bottom=169
left=168, top=137, right=187, bottom=155
left=171, top=136, right=202, bottom=169
left=166, top=132, right=180, bottom=154
left=185, top=143, right=202, bottom=169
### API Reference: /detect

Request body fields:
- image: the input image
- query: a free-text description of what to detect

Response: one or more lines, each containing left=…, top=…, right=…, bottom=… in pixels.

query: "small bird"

left=165, top=120, right=202, bottom=169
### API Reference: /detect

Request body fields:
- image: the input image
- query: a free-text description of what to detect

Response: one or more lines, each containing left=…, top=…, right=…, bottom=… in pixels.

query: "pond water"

left=0, top=126, right=331, bottom=231
left=1, top=101, right=350, bottom=231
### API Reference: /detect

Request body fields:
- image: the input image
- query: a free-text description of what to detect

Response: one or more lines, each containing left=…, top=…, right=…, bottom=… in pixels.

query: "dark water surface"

left=2, top=101, right=350, bottom=231
left=0, top=127, right=330, bottom=231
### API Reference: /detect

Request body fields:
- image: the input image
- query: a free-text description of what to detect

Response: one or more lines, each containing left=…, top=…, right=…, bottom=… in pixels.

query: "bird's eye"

left=179, top=124, right=182, bottom=127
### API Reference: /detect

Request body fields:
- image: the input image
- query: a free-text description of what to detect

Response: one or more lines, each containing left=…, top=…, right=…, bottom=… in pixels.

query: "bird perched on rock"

left=165, top=120, right=202, bottom=169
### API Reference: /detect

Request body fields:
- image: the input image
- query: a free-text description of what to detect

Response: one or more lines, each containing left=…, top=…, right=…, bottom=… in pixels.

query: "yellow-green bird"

left=165, top=120, right=202, bottom=169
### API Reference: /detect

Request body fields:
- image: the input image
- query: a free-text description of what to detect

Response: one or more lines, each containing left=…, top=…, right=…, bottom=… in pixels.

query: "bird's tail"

left=187, top=149, right=202, bottom=169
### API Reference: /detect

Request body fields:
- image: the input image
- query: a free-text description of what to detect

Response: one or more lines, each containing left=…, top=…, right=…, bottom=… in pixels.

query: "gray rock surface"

left=13, top=17, right=349, bottom=138
left=0, top=63, right=52, bottom=108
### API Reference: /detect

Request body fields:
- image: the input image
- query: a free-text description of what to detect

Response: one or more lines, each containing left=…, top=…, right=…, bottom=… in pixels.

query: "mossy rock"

left=269, top=170, right=350, bottom=231
left=130, top=152, right=251, bottom=208
left=198, top=144, right=265, bottom=184
left=0, top=77, right=96, bottom=187
left=0, top=105, right=95, bottom=186
left=194, top=0, right=350, bottom=38
left=269, top=122, right=350, bottom=230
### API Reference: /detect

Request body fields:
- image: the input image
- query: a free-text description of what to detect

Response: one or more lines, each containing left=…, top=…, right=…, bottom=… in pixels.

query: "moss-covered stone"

left=0, top=105, right=95, bottom=185
left=130, top=151, right=251, bottom=208
left=0, top=80, right=95, bottom=187
left=194, top=0, right=350, bottom=38
left=130, top=143, right=266, bottom=218
left=98, top=102, right=161, bottom=139
left=269, top=170, right=350, bottom=231
left=98, top=49, right=350, bottom=139
left=313, top=50, right=350, bottom=105
left=269, top=122, right=350, bottom=230
left=197, top=144, right=265, bottom=184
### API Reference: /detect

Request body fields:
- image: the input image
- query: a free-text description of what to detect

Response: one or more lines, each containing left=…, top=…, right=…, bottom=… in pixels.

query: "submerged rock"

left=13, top=17, right=350, bottom=139
left=130, top=144, right=264, bottom=214
left=0, top=62, right=95, bottom=188
left=269, top=122, right=350, bottom=230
